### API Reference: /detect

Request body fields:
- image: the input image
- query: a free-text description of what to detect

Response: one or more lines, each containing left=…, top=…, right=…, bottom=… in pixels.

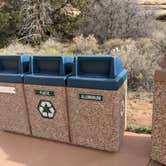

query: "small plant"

left=126, top=127, right=152, bottom=134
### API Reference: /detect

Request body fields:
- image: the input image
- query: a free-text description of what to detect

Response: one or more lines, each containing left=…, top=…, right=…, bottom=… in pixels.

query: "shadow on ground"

left=0, top=132, right=152, bottom=166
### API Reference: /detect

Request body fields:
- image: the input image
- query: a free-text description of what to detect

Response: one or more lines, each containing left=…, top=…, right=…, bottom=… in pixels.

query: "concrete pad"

left=0, top=132, right=151, bottom=166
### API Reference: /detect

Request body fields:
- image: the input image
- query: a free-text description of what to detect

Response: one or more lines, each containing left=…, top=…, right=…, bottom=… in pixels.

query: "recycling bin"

left=24, top=56, right=73, bottom=143
left=151, top=54, right=166, bottom=165
left=67, top=56, right=127, bottom=152
left=0, top=55, right=31, bottom=135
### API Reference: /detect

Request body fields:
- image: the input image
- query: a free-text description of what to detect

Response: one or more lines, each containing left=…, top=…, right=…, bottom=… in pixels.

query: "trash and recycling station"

left=0, top=55, right=127, bottom=152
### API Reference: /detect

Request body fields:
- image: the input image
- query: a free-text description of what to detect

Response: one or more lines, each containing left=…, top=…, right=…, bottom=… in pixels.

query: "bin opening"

left=0, top=57, right=19, bottom=74
left=78, top=60, right=111, bottom=78
left=33, top=59, right=61, bottom=76
left=68, top=56, right=127, bottom=90
left=0, top=55, right=31, bottom=83
left=24, top=56, right=74, bottom=86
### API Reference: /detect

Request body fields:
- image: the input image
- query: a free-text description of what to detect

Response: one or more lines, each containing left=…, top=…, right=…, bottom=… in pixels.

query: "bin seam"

left=22, top=84, right=32, bottom=135
left=65, top=87, right=72, bottom=143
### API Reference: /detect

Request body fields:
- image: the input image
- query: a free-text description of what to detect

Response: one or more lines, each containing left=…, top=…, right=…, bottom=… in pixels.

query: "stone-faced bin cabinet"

left=67, top=56, right=127, bottom=152
left=0, top=55, right=31, bottom=135
left=151, top=54, right=166, bottom=165
left=24, top=56, right=73, bottom=143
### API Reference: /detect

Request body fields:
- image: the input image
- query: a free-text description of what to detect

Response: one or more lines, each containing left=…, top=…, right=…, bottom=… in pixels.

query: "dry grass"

left=0, top=43, right=38, bottom=55
left=0, top=40, right=74, bottom=56
left=140, top=0, right=166, bottom=5
left=156, top=10, right=166, bottom=17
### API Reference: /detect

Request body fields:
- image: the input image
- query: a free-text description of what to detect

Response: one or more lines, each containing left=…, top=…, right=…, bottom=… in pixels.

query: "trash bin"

left=151, top=54, right=166, bottom=165
left=24, top=56, right=73, bottom=143
left=0, top=55, right=31, bottom=135
left=67, top=56, right=127, bottom=152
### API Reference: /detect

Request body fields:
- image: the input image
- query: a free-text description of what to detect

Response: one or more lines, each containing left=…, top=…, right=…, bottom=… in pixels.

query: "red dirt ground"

left=127, top=92, right=153, bottom=129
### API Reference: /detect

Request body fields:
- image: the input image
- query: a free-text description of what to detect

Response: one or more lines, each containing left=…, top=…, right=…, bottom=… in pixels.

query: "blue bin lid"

left=24, top=56, right=73, bottom=86
left=0, top=55, right=30, bottom=83
left=67, top=55, right=127, bottom=90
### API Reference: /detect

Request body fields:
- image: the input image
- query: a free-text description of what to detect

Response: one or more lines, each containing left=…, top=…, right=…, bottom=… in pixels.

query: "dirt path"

left=127, top=92, right=153, bottom=129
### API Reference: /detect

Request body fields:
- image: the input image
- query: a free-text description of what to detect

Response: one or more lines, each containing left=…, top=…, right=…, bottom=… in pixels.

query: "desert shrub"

left=79, top=0, right=156, bottom=42
left=101, top=38, right=135, bottom=55
left=101, top=39, right=125, bottom=53
left=102, top=38, right=163, bottom=91
left=73, top=35, right=99, bottom=54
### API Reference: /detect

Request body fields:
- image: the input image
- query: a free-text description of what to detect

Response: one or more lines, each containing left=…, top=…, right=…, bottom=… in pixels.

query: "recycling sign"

left=38, top=100, right=56, bottom=119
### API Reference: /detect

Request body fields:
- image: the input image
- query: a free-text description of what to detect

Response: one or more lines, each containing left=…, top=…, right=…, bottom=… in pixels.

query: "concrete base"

left=0, top=82, right=30, bottom=135
left=24, top=84, right=70, bottom=143
left=0, top=132, right=151, bottom=166
left=67, top=84, right=126, bottom=152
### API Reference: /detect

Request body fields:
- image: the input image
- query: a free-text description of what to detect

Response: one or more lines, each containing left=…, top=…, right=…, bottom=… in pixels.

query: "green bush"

left=50, top=0, right=88, bottom=39
left=19, top=0, right=88, bottom=44
left=0, top=0, right=19, bottom=48
left=126, top=127, right=152, bottom=134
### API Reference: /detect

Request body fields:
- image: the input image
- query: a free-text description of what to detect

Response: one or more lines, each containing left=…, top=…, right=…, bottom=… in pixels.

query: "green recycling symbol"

left=38, top=100, right=56, bottom=119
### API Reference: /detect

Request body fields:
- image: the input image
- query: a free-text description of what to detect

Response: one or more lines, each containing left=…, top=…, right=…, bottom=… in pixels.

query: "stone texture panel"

left=67, top=84, right=126, bottom=152
left=0, top=82, right=30, bottom=135
left=24, top=84, right=70, bottom=143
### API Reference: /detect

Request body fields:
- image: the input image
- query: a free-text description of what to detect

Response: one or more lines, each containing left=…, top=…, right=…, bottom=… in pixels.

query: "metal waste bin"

left=0, top=55, right=31, bottom=135
left=151, top=54, right=166, bottom=165
left=67, top=56, right=127, bottom=152
left=24, top=56, right=73, bottom=143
